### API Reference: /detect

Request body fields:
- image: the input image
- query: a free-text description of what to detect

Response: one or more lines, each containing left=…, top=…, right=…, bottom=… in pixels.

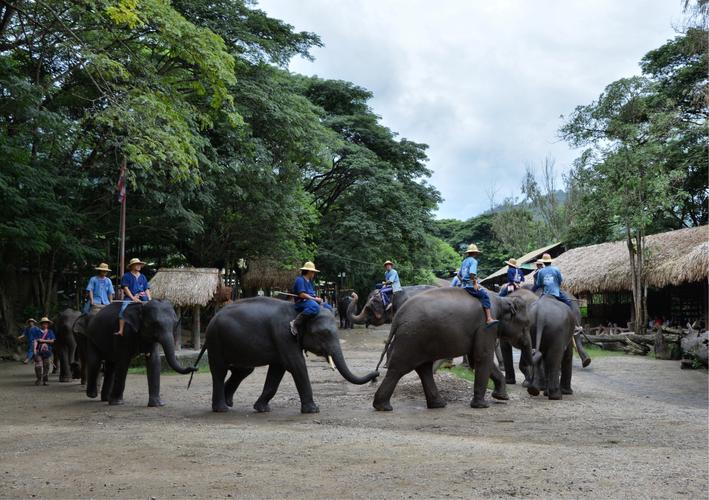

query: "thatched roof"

left=523, top=226, right=709, bottom=295
left=149, top=268, right=221, bottom=307
left=481, top=242, right=563, bottom=284
left=242, top=259, right=296, bottom=291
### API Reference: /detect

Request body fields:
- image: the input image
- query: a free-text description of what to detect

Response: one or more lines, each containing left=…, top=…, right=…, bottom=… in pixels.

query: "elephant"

left=54, top=308, right=83, bottom=383
left=372, top=287, right=534, bottom=411
left=525, top=294, right=576, bottom=400
left=501, top=287, right=590, bottom=386
left=83, top=300, right=195, bottom=406
left=199, top=297, right=380, bottom=413
left=348, top=284, right=436, bottom=327
left=337, top=293, right=354, bottom=329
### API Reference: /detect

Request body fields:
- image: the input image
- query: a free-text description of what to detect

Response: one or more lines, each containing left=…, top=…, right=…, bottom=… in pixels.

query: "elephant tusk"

left=327, top=355, right=336, bottom=371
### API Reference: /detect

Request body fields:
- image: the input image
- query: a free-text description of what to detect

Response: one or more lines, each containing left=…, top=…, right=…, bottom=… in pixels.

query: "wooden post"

left=175, top=306, right=182, bottom=351
left=192, top=304, right=201, bottom=350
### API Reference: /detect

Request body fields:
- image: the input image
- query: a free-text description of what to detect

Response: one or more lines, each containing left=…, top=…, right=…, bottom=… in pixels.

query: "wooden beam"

left=192, top=305, right=201, bottom=351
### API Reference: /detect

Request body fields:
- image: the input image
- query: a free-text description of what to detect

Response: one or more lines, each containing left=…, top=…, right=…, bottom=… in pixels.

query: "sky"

left=257, top=0, right=684, bottom=220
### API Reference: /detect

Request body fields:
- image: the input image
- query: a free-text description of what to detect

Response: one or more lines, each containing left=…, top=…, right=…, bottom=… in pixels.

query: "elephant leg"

left=254, top=364, right=286, bottom=413
left=209, top=355, right=229, bottom=412
left=490, top=362, right=509, bottom=401
left=224, top=367, right=254, bottom=408
left=414, top=362, right=446, bottom=409
left=100, top=361, right=115, bottom=402
left=146, top=344, right=164, bottom=407
left=373, top=367, right=407, bottom=411
left=59, top=346, right=71, bottom=383
left=544, top=349, right=563, bottom=400
left=85, top=344, right=101, bottom=399
left=288, top=359, right=318, bottom=414
left=470, top=326, right=495, bottom=409
left=574, top=333, right=592, bottom=367
left=500, top=341, right=516, bottom=384
left=560, top=343, right=574, bottom=395
left=108, top=359, right=128, bottom=405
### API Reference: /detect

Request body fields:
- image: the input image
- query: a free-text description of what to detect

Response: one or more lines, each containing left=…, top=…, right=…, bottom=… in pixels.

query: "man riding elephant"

left=289, top=261, right=331, bottom=337
left=458, top=243, right=497, bottom=326
left=85, top=263, right=115, bottom=313
left=379, top=260, right=401, bottom=311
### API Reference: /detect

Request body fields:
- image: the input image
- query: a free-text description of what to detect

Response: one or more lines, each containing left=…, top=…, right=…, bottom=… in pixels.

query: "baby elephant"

left=202, top=297, right=379, bottom=413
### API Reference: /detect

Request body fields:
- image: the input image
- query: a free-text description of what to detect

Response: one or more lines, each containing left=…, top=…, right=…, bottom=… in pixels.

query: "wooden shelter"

left=149, top=268, right=221, bottom=350
left=242, top=258, right=297, bottom=296
left=524, top=226, right=709, bottom=326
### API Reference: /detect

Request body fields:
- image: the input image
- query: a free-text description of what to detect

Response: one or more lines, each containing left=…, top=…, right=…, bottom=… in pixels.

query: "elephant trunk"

left=330, top=344, right=379, bottom=385
left=348, top=295, right=370, bottom=325
left=158, top=330, right=195, bottom=375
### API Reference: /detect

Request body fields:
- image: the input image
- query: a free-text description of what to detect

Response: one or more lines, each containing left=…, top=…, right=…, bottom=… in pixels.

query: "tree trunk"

left=192, top=305, right=201, bottom=350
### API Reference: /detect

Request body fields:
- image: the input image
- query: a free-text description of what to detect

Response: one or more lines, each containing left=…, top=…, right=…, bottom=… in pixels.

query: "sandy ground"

left=0, top=325, right=707, bottom=499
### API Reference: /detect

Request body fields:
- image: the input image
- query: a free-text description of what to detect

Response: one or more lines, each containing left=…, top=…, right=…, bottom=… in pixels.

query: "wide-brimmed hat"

left=383, top=260, right=394, bottom=266
left=127, top=258, right=145, bottom=269
left=26, top=318, right=37, bottom=324
left=505, top=258, right=518, bottom=268
left=39, top=317, right=53, bottom=325
left=465, top=243, right=481, bottom=254
left=535, top=259, right=544, bottom=266
left=300, top=261, right=319, bottom=273
left=95, top=263, right=112, bottom=272
left=541, top=253, right=553, bottom=263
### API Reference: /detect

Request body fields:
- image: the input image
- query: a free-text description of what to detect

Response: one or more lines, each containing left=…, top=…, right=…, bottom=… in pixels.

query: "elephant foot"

left=492, top=391, right=509, bottom=401
left=59, top=377, right=72, bottom=383
left=470, top=399, right=489, bottom=409
left=373, top=400, right=393, bottom=412
left=101, top=395, right=109, bottom=402
left=86, top=389, right=98, bottom=399
left=426, top=398, right=447, bottom=409
left=108, top=398, right=125, bottom=406
left=547, top=390, right=562, bottom=400
left=527, top=385, right=540, bottom=396
left=212, top=404, right=229, bottom=413
left=225, top=399, right=234, bottom=408
left=582, top=358, right=592, bottom=368
left=505, top=377, right=516, bottom=385
left=561, top=387, right=573, bottom=395
left=253, top=401, right=271, bottom=413
left=300, top=402, right=320, bottom=414
left=148, top=398, right=165, bottom=407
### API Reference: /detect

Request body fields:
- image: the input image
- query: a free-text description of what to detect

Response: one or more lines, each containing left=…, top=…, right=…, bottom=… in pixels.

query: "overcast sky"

left=257, top=0, right=684, bottom=220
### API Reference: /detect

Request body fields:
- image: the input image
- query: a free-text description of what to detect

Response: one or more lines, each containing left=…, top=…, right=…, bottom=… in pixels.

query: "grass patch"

left=583, top=344, right=627, bottom=358
left=127, top=364, right=210, bottom=376
left=438, top=365, right=494, bottom=390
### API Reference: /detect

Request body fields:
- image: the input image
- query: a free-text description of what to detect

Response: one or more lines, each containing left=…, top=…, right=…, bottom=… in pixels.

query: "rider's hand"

left=314, top=297, right=323, bottom=304
left=473, top=283, right=480, bottom=291
left=132, top=296, right=140, bottom=303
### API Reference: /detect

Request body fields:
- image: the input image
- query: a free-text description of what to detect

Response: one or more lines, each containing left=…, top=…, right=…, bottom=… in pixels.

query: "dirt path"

left=1, top=325, right=707, bottom=499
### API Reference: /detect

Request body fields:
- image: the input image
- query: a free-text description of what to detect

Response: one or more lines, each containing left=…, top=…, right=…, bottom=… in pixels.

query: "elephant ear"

left=123, top=303, right=143, bottom=335
left=72, top=315, right=89, bottom=335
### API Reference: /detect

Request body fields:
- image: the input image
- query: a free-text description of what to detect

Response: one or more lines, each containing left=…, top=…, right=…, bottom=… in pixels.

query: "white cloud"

left=256, top=0, right=683, bottom=219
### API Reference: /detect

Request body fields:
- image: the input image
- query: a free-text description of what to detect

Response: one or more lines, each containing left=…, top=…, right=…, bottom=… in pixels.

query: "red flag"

left=117, top=162, right=126, bottom=204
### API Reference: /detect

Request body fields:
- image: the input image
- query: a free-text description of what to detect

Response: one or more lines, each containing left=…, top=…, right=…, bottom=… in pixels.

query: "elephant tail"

left=187, top=342, right=208, bottom=390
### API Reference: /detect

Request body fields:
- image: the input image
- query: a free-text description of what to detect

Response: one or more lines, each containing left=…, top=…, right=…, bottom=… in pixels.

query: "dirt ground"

left=1, top=325, right=707, bottom=499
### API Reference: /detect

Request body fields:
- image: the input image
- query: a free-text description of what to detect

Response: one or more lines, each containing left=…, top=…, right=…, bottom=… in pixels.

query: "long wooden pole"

left=118, top=157, right=127, bottom=299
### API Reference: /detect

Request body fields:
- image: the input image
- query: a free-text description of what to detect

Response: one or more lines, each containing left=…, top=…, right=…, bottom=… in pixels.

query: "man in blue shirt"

left=34, top=317, right=55, bottom=386
left=380, top=260, right=402, bottom=311
left=17, top=318, right=40, bottom=363
left=458, top=244, right=497, bottom=326
left=116, top=258, right=151, bottom=336
left=499, top=258, right=525, bottom=297
left=86, top=263, right=115, bottom=313
left=533, top=253, right=573, bottom=308
left=290, top=261, right=327, bottom=337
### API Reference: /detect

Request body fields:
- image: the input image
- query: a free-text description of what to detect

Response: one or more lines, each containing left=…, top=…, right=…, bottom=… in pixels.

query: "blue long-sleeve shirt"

left=384, top=269, right=402, bottom=292
left=458, top=256, right=479, bottom=286
left=506, top=267, right=525, bottom=285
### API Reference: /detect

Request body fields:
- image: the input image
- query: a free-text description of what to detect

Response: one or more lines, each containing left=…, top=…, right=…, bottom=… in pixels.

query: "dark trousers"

left=464, top=286, right=491, bottom=309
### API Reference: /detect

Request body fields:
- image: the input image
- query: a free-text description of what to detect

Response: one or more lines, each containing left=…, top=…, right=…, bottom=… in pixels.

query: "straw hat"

left=26, top=318, right=37, bottom=324
left=383, top=260, right=394, bottom=266
left=541, top=253, right=553, bottom=263
left=465, top=243, right=481, bottom=254
left=300, top=261, right=320, bottom=273
left=505, top=258, right=518, bottom=268
left=127, top=258, right=146, bottom=269
left=95, top=263, right=112, bottom=272
left=39, top=317, right=53, bottom=325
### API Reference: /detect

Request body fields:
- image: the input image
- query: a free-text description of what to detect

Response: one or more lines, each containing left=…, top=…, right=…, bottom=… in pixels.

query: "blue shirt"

left=35, top=329, right=55, bottom=357
left=535, top=266, right=563, bottom=297
left=293, top=275, right=316, bottom=303
left=506, top=267, right=525, bottom=285
left=458, top=256, right=479, bottom=285
left=86, top=276, right=115, bottom=305
left=384, top=269, right=402, bottom=292
left=120, top=272, right=150, bottom=300
left=450, top=276, right=462, bottom=287
left=24, top=326, right=41, bottom=344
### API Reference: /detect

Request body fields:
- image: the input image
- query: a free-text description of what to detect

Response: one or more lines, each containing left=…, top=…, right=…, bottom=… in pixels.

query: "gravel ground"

left=0, top=325, right=707, bottom=499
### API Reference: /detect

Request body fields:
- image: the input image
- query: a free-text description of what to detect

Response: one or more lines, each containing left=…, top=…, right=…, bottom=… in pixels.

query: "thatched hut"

left=242, top=258, right=297, bottom=295
left=150, top=268, right=221, bottom=350
left=480, top=242, right=564, bottom=287
left=525, top=226, right=709, bottom=326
